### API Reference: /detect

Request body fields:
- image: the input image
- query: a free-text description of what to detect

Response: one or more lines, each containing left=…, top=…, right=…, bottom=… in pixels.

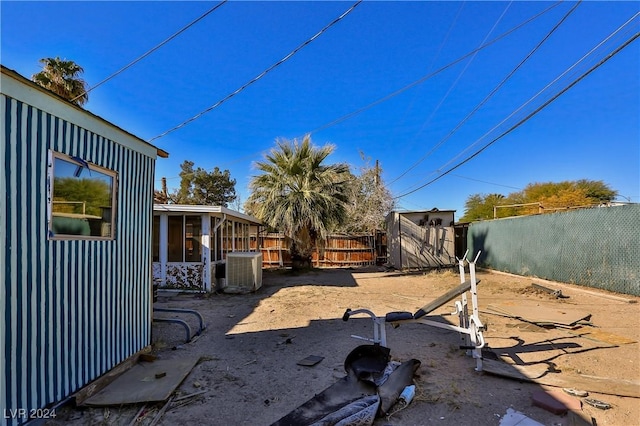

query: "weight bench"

left=343, top=251, right=486, bottom=371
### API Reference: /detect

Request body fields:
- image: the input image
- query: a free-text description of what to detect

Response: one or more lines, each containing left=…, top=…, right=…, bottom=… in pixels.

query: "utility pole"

left=375, top=159, right=380, bottom=186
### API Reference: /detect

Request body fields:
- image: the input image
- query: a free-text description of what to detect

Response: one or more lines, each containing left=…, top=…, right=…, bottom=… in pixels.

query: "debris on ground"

left=498, top=408, right=544, bottom=426
left=296, top=355, right=324, bottom=367
left=563, top=388, right=589, bottom=397
left=584, top=397, right=612, bottom=410
left=531, top=283, right=570, bottom=299
left=531, top=389, right=581, bottom=415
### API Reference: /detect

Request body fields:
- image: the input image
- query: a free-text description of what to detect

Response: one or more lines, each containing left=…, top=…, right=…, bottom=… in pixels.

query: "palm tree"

left=32, top=57, right=89, bottom=106
left=246, top=135, right=351, bottom=268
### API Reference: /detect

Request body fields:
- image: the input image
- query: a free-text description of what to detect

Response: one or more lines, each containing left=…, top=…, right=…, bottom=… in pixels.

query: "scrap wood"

left=531, top=283, right=569, bottom=299
left=148, top=396, right=174, bottom=426
left=173, top=390, right=208, bottom=403
left=127, top=404, right=148, bottom=426
left=505, top=322, right=547, bottom=332
left=482, top=359, right=640, bottom=398
left=170, top=390, right=209, bottom=410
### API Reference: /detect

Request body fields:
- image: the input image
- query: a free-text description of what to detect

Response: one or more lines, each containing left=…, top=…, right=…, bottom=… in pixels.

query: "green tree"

left=460, top=179, right=618, bottom=222
left=170, top=160, right=237, bottom=206
left=32, top=57, right=89, bottom=106
left=340, top=154, right=395, bottom=233
left=460, top=193, right=505, bottom=222
left=245, top=135, right=351, bottom=268
left=509, top=180, right=616, bottom=211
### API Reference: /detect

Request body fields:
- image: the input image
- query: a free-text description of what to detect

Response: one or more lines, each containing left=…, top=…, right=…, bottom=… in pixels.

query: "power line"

left=452, top=174, right=522, bottom=191
left=393, top=1, right=513, bottom=180
left=399, top=11, right=638, bottom=196
left=156, top=2, right=559, bottom=185
left=72, top=1, right=228, bottom=102
left=148, top=0, right=363, bottom=143
left=305, top=1, right=563, bottom=136
left=432, top=11, right=638, bottom=178
left=393, top=2, right=466, bottom=130
left=389, top=0, right=581, bottom=186
left=394, top=27, right=640, bottom=200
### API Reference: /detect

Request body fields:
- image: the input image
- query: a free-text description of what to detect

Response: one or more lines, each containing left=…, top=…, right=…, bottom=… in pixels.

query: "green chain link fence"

left=467, top=204, right=640, bottom=296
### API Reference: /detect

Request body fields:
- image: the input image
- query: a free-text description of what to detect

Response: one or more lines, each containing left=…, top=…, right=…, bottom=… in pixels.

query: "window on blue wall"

left=48, top=151, right=117, bottom=239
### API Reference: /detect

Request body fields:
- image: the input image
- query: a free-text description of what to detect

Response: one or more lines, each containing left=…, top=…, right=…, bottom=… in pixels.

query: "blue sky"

left=2, top=1, right=638, bottom=219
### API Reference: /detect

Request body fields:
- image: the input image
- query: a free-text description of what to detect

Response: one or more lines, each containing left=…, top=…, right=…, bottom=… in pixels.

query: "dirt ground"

left=51, top=266, right=640, bottom=426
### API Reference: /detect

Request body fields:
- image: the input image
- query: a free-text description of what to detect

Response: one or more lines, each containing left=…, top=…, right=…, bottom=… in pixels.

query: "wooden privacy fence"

left=250, top=232, right=387, bottom=268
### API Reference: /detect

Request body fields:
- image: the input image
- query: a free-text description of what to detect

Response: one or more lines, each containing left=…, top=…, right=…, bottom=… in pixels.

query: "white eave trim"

left=153, top=204, right=261, bottom=225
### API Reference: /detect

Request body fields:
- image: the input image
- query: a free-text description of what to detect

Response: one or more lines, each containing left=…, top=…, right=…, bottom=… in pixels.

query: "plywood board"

left=82, top=357, right=199, bottom=406
left=482, top=358, right=549, bottom=380
left=482, top=359, right=640, bottom=398
left=568, top=327, right=637, bottom=345
left=487, top=303, right=591, bottom=326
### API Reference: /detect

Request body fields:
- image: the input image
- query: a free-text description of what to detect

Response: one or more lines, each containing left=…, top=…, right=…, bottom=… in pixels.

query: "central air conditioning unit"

left=223, top=252, right=263, bottom=294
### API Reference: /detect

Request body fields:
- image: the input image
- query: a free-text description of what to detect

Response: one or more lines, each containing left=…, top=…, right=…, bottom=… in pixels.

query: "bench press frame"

left=343, top=251, right=486, bottom=371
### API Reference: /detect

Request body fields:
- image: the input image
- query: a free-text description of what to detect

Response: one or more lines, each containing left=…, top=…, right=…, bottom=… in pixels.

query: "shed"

left=386, top=208, right=456, bottom=269
left=1, top=65, right=167, bottom=425
left=152, top=204, right=262, bottom=291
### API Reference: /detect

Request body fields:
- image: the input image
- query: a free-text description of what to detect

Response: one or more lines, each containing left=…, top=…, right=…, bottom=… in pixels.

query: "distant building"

left=1, top=65, right=167, bottom=425
left=386, top=208, right=456, bottom=269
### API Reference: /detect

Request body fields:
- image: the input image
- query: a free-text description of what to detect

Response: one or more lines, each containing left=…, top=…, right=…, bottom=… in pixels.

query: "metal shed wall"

left=386, top=211, right=456, bottom=269
left=1, top=90, right=156, bottom=423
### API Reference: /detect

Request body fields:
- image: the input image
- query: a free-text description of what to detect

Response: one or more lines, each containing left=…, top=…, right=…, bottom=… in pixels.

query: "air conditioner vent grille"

left=224, top=252, right=263, bottom=293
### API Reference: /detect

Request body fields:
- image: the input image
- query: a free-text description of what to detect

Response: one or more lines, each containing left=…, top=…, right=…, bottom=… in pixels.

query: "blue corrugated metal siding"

left=1, top=94, right=155, bottom=425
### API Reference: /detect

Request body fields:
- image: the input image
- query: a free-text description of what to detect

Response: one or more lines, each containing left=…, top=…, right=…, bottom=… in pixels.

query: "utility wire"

left=72, top=1, right=228, bottom=102
left=394, top=29, right=640, bottom=200
left=399, top=11, right=638, bottom=195
left=394, top=2, right=466, bottom=129
left=157, top=1, right=558, bottom=185
left=389, top=0, right=581, bottom=186
left=306, top=1, right=562, bottom=136
left=452, top=174, right=523, bottom=191
left=432, top=11, right=638, bottom=178
left=401, top=2, right=513, bottom=169
left=149, top=0, right=363, bottom=143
